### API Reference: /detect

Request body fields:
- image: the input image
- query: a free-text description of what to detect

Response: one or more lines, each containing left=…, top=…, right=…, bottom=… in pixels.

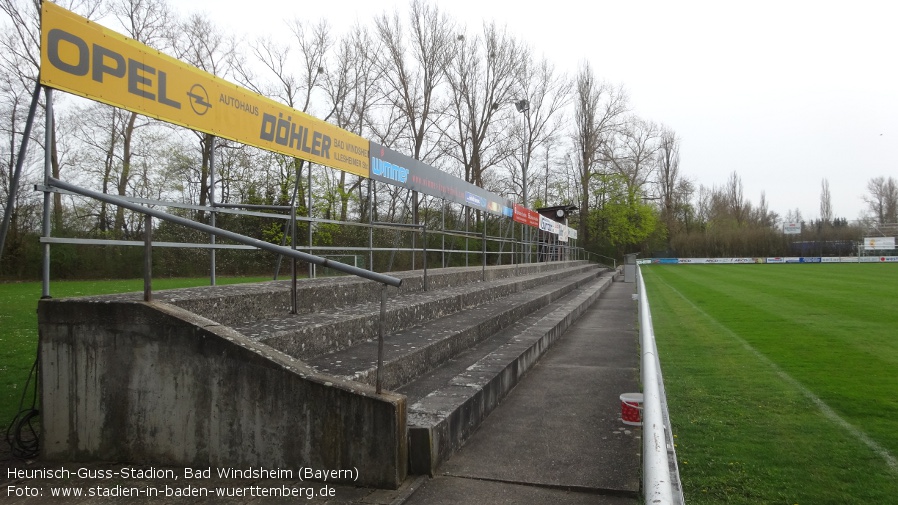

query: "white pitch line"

left=655, top=277, right=898, bottom=473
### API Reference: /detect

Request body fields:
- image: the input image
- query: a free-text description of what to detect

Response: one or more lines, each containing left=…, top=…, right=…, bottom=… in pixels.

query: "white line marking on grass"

left=656, top=277, right=898, bottom=473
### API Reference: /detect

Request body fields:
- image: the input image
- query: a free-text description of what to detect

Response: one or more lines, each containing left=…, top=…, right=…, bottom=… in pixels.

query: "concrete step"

left=151, top=261, right=595, bottom=327
left=303, top=269, right=605, bottom=390
left=403, top=272, right=615, bottom=475
left=231, top=263, right=605, bottom=361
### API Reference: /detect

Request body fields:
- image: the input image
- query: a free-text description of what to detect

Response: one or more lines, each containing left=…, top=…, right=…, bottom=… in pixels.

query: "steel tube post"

left=376, top=285, right=386, bottom=394
left=369, top=179, right=374, bottom=272
left=209, top=136, right=216, bottom=286
left=482, top=216, right=486, bottom=282
left=308, top=165, right=314, bottom=278
left=291, top=205, right=297, bottom=314
left=411, top=190, right=417, bottom=270
left=423, top=225, right=428, bottom=291
left=144, top=214, right=152, bottom=302
left=465, top=208, right=469, bottom=267
left=41, top=88, right=53, bottom=299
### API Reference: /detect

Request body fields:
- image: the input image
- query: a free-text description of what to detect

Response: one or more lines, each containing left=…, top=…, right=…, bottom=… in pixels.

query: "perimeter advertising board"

left=864, top=237, right=896, bottom=250
left=40, top=2, right=369, bottom=176
left=369, top=142, right=513, bottom=218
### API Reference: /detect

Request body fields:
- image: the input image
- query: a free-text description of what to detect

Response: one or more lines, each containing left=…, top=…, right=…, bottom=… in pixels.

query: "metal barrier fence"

left=637, top=265, right=685, bottom=505
left=33, top=183, right=588, bottom=287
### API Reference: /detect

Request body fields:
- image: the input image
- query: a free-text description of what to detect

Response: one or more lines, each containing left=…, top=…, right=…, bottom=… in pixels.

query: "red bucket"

left=620, top=392, right=643, bottom=426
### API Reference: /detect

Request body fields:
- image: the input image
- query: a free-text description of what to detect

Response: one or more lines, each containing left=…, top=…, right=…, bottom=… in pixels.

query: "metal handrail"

left=637, top=266, right=684, bottom=505
left=49, top=178, right=401, bottom=288
left=48, top=177, right=403, bottom=395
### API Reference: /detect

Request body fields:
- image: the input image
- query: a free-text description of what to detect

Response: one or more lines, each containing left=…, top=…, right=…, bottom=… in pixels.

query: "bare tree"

left=820, top=177, right=833, bottom=225
left=171, top=11, right=236, bottom=215
left=570, top=62, right=627, bottom=245
left=604, top=115, right=659, bottom=194
left=320, top=23, right=382, bottom=221
left=0, top=0, right=104, bottom=232
left=724, top=171, right=747, bottom=227
left=103, top=0, right=175, bottom=237
left=372, top=0, right=453, bottom=162
left=655, top=126, right=693, bottom=242
left=508, top=55, right=571, bottom=207
left=233, top=18, right=332, bottom=219
left=445, top=22, right=525, bottom=189
left=864, top=176, right=898, bottom=224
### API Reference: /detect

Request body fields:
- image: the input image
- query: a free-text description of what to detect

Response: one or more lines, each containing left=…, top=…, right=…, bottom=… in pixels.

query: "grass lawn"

left=0, top=276, right=270, bottom=437
left=642, top=264, right=898, bottom=504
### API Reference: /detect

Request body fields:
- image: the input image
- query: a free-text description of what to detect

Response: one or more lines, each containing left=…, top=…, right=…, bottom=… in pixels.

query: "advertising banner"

left=539, top=215, right=556, bottom=233
left=40, top=2, right=369, bottom=176
left=783, top=222, right=802, bottom=234
left=731, top=258, right=765, bottom=264
left=864, top=237, right=896, bottom=250
left=513, top=204, right=540, bottom=227
left=369, top=142, right=513, bottom=217
left=860, top=256, right=898, bottom=262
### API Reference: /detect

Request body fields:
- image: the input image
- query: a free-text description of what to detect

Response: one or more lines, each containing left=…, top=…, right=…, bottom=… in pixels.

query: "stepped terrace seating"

left=38, top=260, right=617, bottom=488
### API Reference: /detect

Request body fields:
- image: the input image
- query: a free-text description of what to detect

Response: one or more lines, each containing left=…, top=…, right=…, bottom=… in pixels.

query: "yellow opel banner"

left=40, top=2, right=369, bottom=177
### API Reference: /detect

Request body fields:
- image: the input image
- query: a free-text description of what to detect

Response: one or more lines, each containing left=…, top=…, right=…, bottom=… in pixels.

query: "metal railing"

left=47, top=177, right=401, bottom=394
left=637, top=265, right=685, bottom=505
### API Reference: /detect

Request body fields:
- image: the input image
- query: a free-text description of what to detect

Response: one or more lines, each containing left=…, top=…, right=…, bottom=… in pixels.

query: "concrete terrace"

left=5, top=261, right=641, bottom=503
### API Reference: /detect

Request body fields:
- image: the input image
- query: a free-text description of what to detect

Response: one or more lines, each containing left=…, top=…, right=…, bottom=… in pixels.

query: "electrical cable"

left=5, top=352, right=40, bottom=460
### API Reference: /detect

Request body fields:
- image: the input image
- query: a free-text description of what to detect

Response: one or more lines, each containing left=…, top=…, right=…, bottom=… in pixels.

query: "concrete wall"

left=38, top=300, right=407, bottom=489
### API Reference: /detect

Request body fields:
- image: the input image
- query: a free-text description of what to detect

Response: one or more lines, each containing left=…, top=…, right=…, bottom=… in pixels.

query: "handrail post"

left=291, top=205, right=298, bottom=314
left=143, top=214, right=152, bottom=302
left=481, top=219, right=486, bottom=282
left=376, top=284, right=386, bottom=394
left=422, top=224, right=428, bottom=291
left=368, top=179, right=374, bottom=273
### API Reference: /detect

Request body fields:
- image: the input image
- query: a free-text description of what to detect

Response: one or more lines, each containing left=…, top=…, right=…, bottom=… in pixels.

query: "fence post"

left=209, top=136, right=216, bottom=287
left=423, top=225, right=428, bottom=291
left=482, top=218, right=486, bottom=282
left=144, top=214, right=152, bottom=302
left=376, top=284, right=386, bottom=394
left=291, top=205, right=297, bottom=314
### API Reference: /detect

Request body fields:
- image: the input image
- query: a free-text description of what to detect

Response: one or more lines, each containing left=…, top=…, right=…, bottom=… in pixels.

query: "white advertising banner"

left=783, top=222, right=802, bottom=234
left=864, top=237, right=896, bottom=250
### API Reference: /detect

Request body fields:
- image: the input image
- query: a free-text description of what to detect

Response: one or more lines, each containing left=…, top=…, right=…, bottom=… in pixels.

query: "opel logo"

left=187, top=84, right=211, bottom=115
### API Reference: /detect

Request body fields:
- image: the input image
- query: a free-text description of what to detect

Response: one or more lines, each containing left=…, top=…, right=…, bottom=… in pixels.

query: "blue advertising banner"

left=369, top=142, right=514, bottom=218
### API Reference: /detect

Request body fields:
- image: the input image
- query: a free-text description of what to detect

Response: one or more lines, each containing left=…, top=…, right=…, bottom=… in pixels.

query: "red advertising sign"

left=513, top=205, right=540, bottom=227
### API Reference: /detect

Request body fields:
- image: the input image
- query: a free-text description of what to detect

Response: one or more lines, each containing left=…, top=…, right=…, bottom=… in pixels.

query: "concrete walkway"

left=403, top=279, right=641, bottom=504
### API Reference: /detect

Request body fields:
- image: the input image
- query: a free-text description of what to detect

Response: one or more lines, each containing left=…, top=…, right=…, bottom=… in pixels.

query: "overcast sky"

left=182, top=0, right=897, bottom=222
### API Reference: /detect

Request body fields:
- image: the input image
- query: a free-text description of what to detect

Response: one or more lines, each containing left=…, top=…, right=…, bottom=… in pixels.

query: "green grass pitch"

left=641, top=264, right=898, bottom=504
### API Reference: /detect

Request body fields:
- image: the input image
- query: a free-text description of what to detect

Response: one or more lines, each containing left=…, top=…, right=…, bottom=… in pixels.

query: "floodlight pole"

left=516, top=99, right=531, bottom=264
